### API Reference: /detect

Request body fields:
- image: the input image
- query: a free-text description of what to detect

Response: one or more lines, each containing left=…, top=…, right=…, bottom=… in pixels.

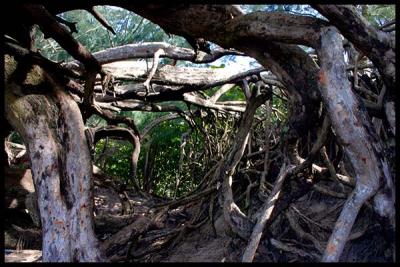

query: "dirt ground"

left=5, top=176, right=394, bottom=263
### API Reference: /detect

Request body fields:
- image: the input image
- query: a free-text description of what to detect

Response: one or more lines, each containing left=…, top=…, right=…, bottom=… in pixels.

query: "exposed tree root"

left=242, top=164, right=294, bottom=262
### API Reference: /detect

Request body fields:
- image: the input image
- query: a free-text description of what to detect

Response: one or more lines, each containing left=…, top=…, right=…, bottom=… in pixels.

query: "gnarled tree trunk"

left=5, top=54, right=105, bottom=262
left=316, top=26, right=394, bottom=262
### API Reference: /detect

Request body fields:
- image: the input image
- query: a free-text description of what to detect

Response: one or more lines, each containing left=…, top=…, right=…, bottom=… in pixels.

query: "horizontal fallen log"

left=68, top=42, right=245, bottom=65
left=102, top=61, right=265, bottom=87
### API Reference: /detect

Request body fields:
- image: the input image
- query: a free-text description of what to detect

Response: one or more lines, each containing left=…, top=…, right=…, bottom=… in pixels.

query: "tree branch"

left=83, top=42, right=245, bottom=65
left=86, top=6, right=116, bottom=34
left=312, top=5, right=395, bottom=92
left=242, top=164, right=295, bottom=262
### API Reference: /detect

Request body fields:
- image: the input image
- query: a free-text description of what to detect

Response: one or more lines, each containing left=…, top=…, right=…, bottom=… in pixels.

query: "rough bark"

left=103, top=61, right=265, bottom=88
left=129, top=5, right=326, bottom=48
left=217, top=89, right=270, bottom=239
left=5, top=54, right=105, bottom=262
left=316, top=26, right=394, bottom=262
left=19, top=4, right=101, bottom=72
left=84, top=42, right=244, bottom=64
left=123, top=4, right=322, bottom=161
left=5, top=4, right=395, bottom=262
left=312, top=5, right=395, bottom=93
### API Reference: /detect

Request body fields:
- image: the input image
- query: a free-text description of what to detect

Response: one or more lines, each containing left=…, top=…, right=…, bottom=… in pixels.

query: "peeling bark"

left=5, top=54, right=105, bottom=262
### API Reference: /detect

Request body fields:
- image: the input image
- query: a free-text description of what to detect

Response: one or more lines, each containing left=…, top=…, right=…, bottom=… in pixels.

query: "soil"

left=5, top=172, right=394, bottom=263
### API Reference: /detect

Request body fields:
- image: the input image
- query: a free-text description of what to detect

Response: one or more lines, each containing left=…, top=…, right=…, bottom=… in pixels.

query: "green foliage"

left=35, top=6, right=189, bottom=62
left=205, top=85, right=245, bottom=101
left=360, top=5, right=395, bottom=27
left=210, top=63, right=225, bottom=69
left=8, top=131, right=23, bottom=145
left=220, top=86, right=245, bottom=101
left=94, top=139, right=133, bottom=182
left=241, top=5, right=322, bottom=18
left=270, top=89, right=288, bottom=125
left=137, top=115, right=191, bottom=197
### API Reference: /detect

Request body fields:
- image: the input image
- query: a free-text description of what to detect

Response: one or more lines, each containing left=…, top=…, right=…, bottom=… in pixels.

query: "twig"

left=290, top=205, right=331, bottom=231
left=259, top=101, right=272, bottom=200
left=285, top=209, right=324, bottom=253
left=379, top=19, right=395, bottom=30
left=320, top=146, right=342, bottom=187
left=353, top=56, right=359, bottom=89
left=381, top=25, right=395, bottom=32
left=209, top=83, right=235, bottom=102
left=143, top=48, right=165, bottom=96
left=313, top=184, right=347, bottom=199
left=141, top=113, right=181, bottom=138
left=151, top=187, right=216, bottom=209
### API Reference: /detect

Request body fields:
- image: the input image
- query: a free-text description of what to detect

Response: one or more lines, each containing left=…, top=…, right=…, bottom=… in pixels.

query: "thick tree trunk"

left=316, top=26, right=394, bottom=262
left=5, top=54, right=105, bottom=261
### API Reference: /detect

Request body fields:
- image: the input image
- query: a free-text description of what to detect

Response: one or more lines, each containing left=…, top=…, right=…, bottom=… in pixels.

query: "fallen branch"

left=313, top=184, right=347, bottom=199
left=183, top=93, right=245, bottom=113
left=101, top=215, right=156, bottom=257
left=290, top=205, right=331, bottom=231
